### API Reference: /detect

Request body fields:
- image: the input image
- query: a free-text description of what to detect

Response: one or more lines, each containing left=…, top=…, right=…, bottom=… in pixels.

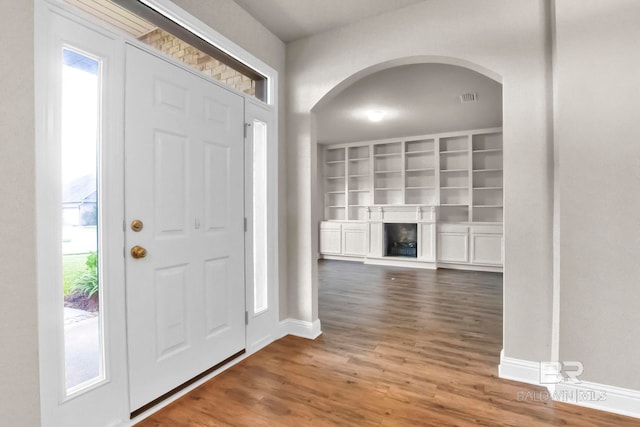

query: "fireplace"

left=384, top=223, right=417, bottom=257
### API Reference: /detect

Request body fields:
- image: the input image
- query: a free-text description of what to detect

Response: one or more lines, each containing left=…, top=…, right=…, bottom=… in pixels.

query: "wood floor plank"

left=136, top=260, right=639, bottom=426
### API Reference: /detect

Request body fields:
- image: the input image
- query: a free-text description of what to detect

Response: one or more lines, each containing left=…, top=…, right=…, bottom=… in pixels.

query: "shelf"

left=406, top=168, right=435, bottom=172
left=406, top=186, right=435, bottom=190
left=348, top=157, right=370, bottom=162
left=348, top=204, right=368, bottom=207
left=440, top=204, right=468, bottom=207
left=375, top=188, right=403, bottom=191
left=473, top=205, right=504, bottom=208
left=326, top=205, right=346, bottom=208
left=326, top=190, right=345, bottom=194
left=405, top=150, right=434, bottom=155
left=348, top=174, right=369, bottom=178
left=374, top=170, right=401, bottom=174
left=440, top=169, right=468, bottom=173
left=348, top=189, right=370, bottom=193
left=473, top=149, right=502, bottom=153
left=441, top=186, right=468, bottom=190
left=440, top=149, right=468, bottom=154
left=373, top=153, right=401, bottom=158
left=473, top=187, right=503, bottom=190
left=370, top=203, right=435, bottom=207
left=326, top=176, right=346, bottom=180
left=325, top=159, right=346, bottom=164
left=472, top=169, right=503, bottom=173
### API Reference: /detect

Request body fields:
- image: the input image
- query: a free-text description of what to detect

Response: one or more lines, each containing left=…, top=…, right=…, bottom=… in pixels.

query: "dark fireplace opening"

left=384, top=223, right=417, bottom=258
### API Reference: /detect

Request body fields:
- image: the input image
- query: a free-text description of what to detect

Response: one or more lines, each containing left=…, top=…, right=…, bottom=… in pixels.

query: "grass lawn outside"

left=63, top=253, right=90, bottom=296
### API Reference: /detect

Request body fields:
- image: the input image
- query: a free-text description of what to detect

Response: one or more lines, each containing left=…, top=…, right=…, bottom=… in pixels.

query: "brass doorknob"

left=130, top=245, right=147, bottom=259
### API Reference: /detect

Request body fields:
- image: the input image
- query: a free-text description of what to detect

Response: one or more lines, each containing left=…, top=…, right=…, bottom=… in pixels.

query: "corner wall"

left=555, top=0, right=640, bottom=390
left=285, top=0, right=555, bottom=362
left=0, top=2, right=41, bottom=426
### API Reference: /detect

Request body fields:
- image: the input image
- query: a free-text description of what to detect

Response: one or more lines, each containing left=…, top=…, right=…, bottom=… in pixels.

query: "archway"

left=309, top=55, right=504, bottom=335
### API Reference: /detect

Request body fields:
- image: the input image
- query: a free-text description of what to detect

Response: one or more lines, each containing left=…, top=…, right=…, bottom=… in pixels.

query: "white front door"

left=124, top=45, right=246, bottom=412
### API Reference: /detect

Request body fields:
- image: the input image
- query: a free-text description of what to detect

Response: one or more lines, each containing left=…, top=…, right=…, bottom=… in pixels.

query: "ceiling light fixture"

left=367, top=110, right=385, bottom=122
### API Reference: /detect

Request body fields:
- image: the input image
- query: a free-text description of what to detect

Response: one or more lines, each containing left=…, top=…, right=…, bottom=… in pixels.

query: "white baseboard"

left=498, top=350, right=640, bottom=419
left=364, top=257, right=436, bottom=270
left=498, top=349, right=542, bottom=386
left=279, top=318, right=323, bottom=340
left=553, top=381, right=640, bottom=420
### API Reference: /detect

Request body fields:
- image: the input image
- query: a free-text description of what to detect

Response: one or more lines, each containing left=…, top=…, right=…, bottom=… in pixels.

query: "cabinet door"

left=319, top=222, right=342, bottom=255
left=418, top=223, right=435, bottom=261
left=437, top=226, right=469, bottom=263
left=471, top=233, right=503, bottom=265
left=367, top=222, right=384, bottom=257
left=342, top=224, right=366, bottom=256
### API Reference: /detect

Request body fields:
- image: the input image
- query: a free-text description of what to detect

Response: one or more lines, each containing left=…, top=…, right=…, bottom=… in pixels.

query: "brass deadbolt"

left=130, top=245, right=147, bottom=259
left=131, top=219, right=144, bottom=232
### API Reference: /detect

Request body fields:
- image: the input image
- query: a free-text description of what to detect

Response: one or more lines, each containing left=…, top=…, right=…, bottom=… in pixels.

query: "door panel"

left=203, top=142, right=230, bottom=229
left=204, top=257, right=230, bottom=336
left=154, top=265, right=189, bottom=359
left=125, top=45, right=245, bottom=411
left=154, top=131, right=189, bottom=234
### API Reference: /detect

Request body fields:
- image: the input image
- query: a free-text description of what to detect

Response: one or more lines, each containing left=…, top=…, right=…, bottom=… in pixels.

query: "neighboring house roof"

left=63, top=174, right=97, bottom=204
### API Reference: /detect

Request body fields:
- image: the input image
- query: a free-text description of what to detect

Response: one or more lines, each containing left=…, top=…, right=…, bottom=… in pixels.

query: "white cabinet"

left=321, top=220, right=501, bottom=269
left=470, top=225, right=503, bottom=266
left=437, top=224, right=503, bottom=268
left=319, top=221, right=366, bottom=258
left=437, top=225, right=469, bottom=263
left=319, top=222, right=341, bottom=255
left=342, top=223, right=367, bottom=256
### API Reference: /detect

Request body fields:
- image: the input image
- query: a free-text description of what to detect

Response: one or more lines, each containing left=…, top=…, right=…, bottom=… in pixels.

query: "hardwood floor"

left=137, top=260, right=639, bottom=426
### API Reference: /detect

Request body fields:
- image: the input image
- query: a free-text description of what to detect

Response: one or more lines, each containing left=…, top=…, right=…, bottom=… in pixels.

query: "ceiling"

left=314, top=64, right=503, bottom=144
left=233, top=0, right=425, bottom=42
left=230, top=2, right=502, bottom=144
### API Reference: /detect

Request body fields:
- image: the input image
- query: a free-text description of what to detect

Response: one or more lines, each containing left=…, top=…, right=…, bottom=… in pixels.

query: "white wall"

left=0, top=3, right=41, bottom=426
left=555, top=0, right=640, bottom=389
left=286, top=0, right=555, bottom=362
left=169, top=0, right=290, bottom=320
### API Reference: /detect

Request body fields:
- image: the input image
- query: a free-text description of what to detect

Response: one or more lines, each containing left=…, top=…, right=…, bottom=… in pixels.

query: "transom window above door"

left=64, top=0, right=268, bottom=101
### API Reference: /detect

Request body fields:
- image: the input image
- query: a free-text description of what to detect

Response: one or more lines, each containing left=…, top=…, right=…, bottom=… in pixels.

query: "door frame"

left=35, top=1, right=280, bottom=425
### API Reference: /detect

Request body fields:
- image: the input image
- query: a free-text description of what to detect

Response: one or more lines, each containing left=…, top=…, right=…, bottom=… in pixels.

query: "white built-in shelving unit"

left=471, top=132, right=503, bottom=223
left=323, top=147, right=347, bottom=221
left=319, top=128, right=504, bottom=271
left=347, top=145, right=371, bottom=220
left=404, top=138, right=436, bottom=205
left=322, top=128, right=503, bottom=223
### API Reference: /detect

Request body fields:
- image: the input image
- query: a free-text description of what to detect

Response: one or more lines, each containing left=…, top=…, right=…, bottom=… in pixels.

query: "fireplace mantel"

left=366, top=205, right=435, bottom=223
left=364, top=205, right=437, bottom=269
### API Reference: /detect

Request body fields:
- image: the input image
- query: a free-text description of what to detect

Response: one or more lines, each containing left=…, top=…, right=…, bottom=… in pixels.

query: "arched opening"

left=310, top=55, right=504, bottom=360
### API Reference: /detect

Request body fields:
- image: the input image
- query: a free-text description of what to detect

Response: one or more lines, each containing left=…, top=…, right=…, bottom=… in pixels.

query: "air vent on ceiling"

left=460, top=92, right=478, bottom=103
